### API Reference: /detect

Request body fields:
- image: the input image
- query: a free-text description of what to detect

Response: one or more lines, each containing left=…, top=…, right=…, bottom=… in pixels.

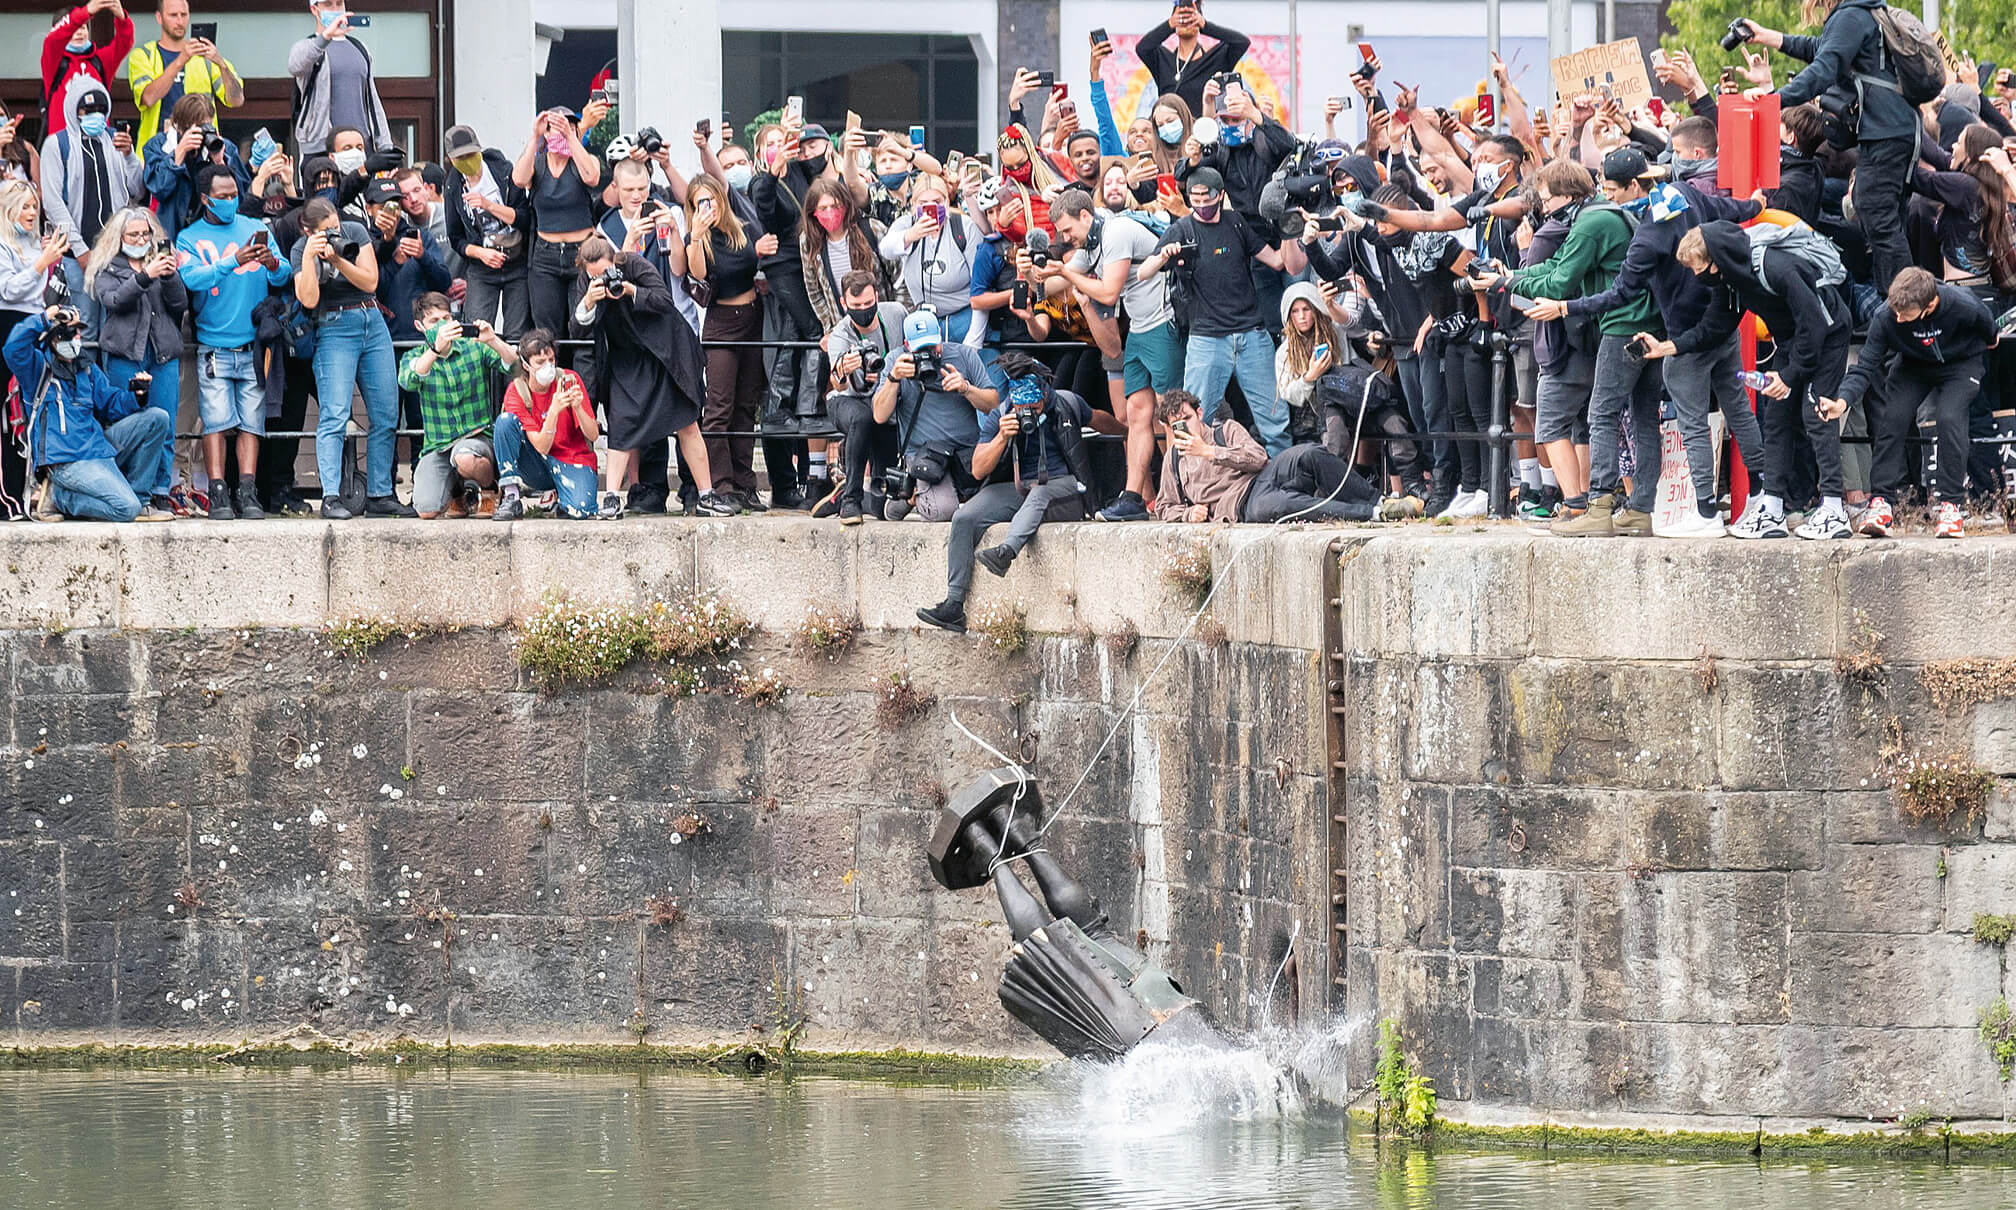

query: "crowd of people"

left=6, top=1, right=2016, bottom=624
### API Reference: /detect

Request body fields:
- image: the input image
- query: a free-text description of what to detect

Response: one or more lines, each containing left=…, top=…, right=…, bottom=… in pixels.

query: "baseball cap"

left=903, top=309, right=943, bottom=351
left=363, top=176, right=401, bottom=206
left=443, top=124, right=483, bottom=161
left=1600, top=147, right=1654, bottom=186
left=799, top=123, right=832, bottom=145
left=1187, top=166, right=1225, bottom=195
left=1008, top=377, right=1047, bottom=408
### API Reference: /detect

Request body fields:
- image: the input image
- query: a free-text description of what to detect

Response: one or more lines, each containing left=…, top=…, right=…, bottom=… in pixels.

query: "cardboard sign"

left=1551, top=37, right=1654, bottom=111
left=1652, top=412, right=1726, bottom=534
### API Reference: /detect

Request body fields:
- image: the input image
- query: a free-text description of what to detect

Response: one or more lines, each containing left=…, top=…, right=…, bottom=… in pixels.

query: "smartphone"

left=1649, top=48, right=1668, bottom=68
left=695, top=117, right=712, bottom=137
left=591, top=89, right=608, bottom=105
left=348, top=13, right=371, bottom=27
left=1312, top=215, right=1344, bottom=233
left=1051, top=83, right=1069, bottom=102
left=191, top=21, right=217, bottom=41
left=1169, top=419, right=1190, bottom=438
left=1357, top=41, right=1376, bottom=64
left=1719, top=66, right=1738, bottom=92
left=251, top=229, right=270, bottom=248
left=1012, top=279, right=1030, bottom=309
left=1036, top=71, right=1056, bottom=88
left=1312, top=342, right=1331, bottom=362
left=115, top=119, right=133, bottom=137
left=1156, top=172, right=1179, bottom=195
left=1090, top=27, right=1108, bottom=45
left=1510, top=293, right=1537, bottom=310
left=909, top=124, right=926, bottom=147
left=922, top=202, right=948, bottom=227
left=1648, top=97, right=1666, bottom=121
left=1476, top=92, right=1496, bottom=126
left=785, top=95, right=804, bottom=124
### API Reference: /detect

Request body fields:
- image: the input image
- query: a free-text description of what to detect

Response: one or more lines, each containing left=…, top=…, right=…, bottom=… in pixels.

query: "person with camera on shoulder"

left=570, top=234, right=737, bottom=520
left=141, top=92, right=246, bottom=242
left=178, top=164, right=289, bottom=521
left=6, top=301, right=172, bottom=522
left=444, top=123, right=531, bottom=340
left=293, top=195, right=411, bottom=519
left=917, top=351, right=1090, bottom=634
left=818, top=270, right=910, bottom=524
left=873, top=308, right=998, bottom=526
left=1152, top=388, right=1379, bottom=523
left=88, top=206, right=187, bottom=514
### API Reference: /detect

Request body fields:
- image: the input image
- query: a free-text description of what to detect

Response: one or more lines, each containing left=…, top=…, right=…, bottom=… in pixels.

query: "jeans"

left=1871, top=357, right=1982, bottom=504
left=945, top=477, right=1084, bottom=604
left=1853, top=136, right=1914, bottom=294
left=829, top=392, right=899, bottom=508
left=1760, top=328, right=1851, bottom=499
left=1396, top=351, right=1454, bottom=483
left=1240, top=445, right=1379, bottom=522
left=311, top=307, right=399, bottom=499
left=413, top=435, right=494, bottom=515
left=61, top=256, right=103, bottom=346
left=1662, top=337, right=1774, bottom=501
left=1439, top=337, right=1491, bottom=493
left=494, top=412, right=599, bottom=518
left=103, top=353, right=181, bottom=494
left=48, top=409, right=170, bottom=521
left=1184, top=329, right=1288, bottom=455
left=528, top=237, right=585, bottom=338
left=194, top=346, right=261, bottom=435
left=462, top=259, right=532, bottom=341
left=1589, top=333, right=1665, bottom=512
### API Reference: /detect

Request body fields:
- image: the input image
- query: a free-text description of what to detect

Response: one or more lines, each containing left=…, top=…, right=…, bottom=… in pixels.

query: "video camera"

left=1260, top=139, right=1331, bottom=240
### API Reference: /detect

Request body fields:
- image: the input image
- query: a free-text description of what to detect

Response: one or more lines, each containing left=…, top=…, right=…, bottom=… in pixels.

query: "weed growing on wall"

left=1374, top=1018, right=1438, bottom=1137
left=1102, top=618, right=1140, bottom=660
left=1922, top=658, right=2016, bottom=713
left=1974, top=914, right=2016, bottom=946
left=323, top=616, right=432, bottom=660
left=1982, top=998, right=2016, bottom=1081
left=1835, top=609, right=1888, bottom=690
left=970, top=602, right=1029, bottom=657
left=794, top=601, right=861, bottom=659
left=514, top=590, right=758, bottom=691
left=1162, top=542, right=1214, bottom=605
left=873, top=670, right=934, bottom=730
left=1890, top=753, right=1997, bottom=827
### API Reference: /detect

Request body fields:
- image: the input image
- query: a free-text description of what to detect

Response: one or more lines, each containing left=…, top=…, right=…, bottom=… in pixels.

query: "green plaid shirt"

left=398, top=339, right=506, bottom=454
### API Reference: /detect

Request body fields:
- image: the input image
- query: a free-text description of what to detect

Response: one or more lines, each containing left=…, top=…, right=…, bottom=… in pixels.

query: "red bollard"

left=1716, top=94, right=1781, bottom=519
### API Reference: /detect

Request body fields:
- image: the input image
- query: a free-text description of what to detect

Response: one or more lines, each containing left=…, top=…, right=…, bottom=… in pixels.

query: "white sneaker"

left=1794, top=506, right=1852, bottom=540
left=1449, top=489, right=1489, bottom=518
left=1728, top=500, right=1789, bottom=540
left=1433, top=489, right=1470, bottom=519
left=1661, top=510, right=1726, bottom=538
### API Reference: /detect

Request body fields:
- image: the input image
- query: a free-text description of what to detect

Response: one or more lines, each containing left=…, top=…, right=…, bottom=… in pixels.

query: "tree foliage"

left=1663, top=0, right=2015, bottom=87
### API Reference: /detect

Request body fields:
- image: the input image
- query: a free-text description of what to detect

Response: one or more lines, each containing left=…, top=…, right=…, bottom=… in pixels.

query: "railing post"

left=1487, top=331, right=1512, bottom=519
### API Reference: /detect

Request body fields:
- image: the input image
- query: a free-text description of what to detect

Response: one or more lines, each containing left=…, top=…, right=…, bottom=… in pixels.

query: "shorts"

left=1534, top=354, right=1594, bottom=445
left=196, top=346, right=266, bottom=436
left=414, top=435, right=496, bottom=515
left=1513, top=341, right=1538, bottom=411
left=1122, top=322, right=1184, bottom=397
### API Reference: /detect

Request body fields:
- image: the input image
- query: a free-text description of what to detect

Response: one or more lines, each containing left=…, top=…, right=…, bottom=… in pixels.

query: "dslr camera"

left=318, top=235, right=363, bottom=282
left=635, top=127, right=665, bottom=155
left=193, top=124, right=227, bottom=160
left=909, top=346, right=943, bottom=388
left=37, top=306, right=83, bottom=350
left=599, top=265, right=628, bottom=295
left=882, top=463, right=917, bottom=500
left=848, top=347, right=885, bottom=394
left=1719, top=17, right=1754, bottom=51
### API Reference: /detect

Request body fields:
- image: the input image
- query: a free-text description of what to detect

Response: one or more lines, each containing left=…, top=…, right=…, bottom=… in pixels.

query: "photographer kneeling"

left=821, top=270, right=909, bottom=524
left=871, top=308, right=999, bottom=523
left=5, top=304, right=173, bottom=522
left=918, top=352, right=1091, bottom=633
left=1152, top=388, right=1380, bottom=523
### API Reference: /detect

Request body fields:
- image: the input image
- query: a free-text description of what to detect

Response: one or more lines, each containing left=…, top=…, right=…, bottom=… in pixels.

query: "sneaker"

left=770, top=486, right=807, bottom=511
left=1612, top=507, right=1653, bottom=537
left=1935, top=500, right=1965, bottom=539
left=916, top=600, right=967, bottom=633
left=1727, top=500, right=1788, bottom=539
left=493, top=493, right=524, bottom=522
left=207, top=490, right=236, bottom=521
left=366, top=495, right=418, bottom=518
left=694, top=490, right=740, bottom=518
left=272, top=489, right=313, bottom=516
left=1794, top=506, right=1852, bottom=541
left=1423, top=488, right=1456, bottom=520
left=839, top=499, right=864, bottom=526
left=598, top=492, right=627, bottom=520
left=1857, top=496, right=1894, bottom=538
left=459, top=481, right=481, bottom=518
left=133, top=504, right=174, bottom=523
left=810, top=482, right=844, bottom=519
left=1551, top=493, right=1616, bottom=537
left=234, top=482, right=265, bottom=521
left=1661, top=509, right=1725, bottom=539
left=1433, top=488, right=1470, bottom=519
left=1516, top=485, right=1554, bottom=521
left=320, top=496, right=354, bottom=520
left=628, top=485, right=669, bottom=515
left=168, top=484, right=206, bottom=516
left=864, top=490, right=888, bottom=521
left=1096, top=490, right=1151, bottom=522
left=976, top=544, right=1016, bottom=578
left=1448, top=489, right=1489, bottom=519
left=884, top=497, right=914, bottom=522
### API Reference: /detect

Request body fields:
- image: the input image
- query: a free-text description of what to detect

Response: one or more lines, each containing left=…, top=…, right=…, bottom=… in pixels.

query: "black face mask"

left=802, top=153, right=829, bottom=175
left=846, top=304, right=879, bottom=328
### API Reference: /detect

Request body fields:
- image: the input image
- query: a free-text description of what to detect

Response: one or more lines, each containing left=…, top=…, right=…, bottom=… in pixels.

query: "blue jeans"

left=103, top=354, right=181, bottom=494
left=48, top=409, right=170, bottom=521
left=61, top=256, right=103, bottom=345
left=1183, top=329, right=1288, bottom=455
left=311, top=307, right=399, bottom=499
left=494, top=412, right=600, bottom=519
left=1396, top=351, right=1454, bottom=483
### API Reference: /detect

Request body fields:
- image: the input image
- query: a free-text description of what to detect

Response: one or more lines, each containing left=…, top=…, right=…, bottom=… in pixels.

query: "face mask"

left=54, top=337, right=82, bottom=361
left=814, top=208, right=847, bottom=235
left=318, top=9, right=342, bottom=30
left=452, top=154, right=483, bottom=177
left=314, top=186, right=341, bottom=204
left=877, top=170, right=910, bottom=191
left=1474, top=161, right=1505, bottom=193
left=725, top=164, right=753, bottom=191
left=532, top=363, right=558, bottom=388
left=207, top=196, right=239, bottom=223
left=1192, top=198, right=1221, bottom=222
left=78, top=113, right=108, bottom=139
left=1220, top=125, right=1246, bottom=149
left=1158, top=120, right=1185, bottom=145
left=1674, top=153, right=1716, bottom=180
left=122, top=241, right=150, bottom=259
left=801, top=152, right=830, bottom=174
left=424, top=322, right=451, bottom=347
left=66, top=36, right=93, bottom=54
left=544, top=133, right=571, bottom=155
left=1003, top=161, right=1033, bottom=184
left=13, top=221, right=33, bottom=237
left=846, top=304, right=879, bottom=328
left=332, top=148, right=367, bottom=174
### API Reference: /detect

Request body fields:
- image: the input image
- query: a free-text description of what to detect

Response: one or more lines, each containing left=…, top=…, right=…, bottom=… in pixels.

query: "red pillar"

left=1716, top=94, right=1780, bottom=519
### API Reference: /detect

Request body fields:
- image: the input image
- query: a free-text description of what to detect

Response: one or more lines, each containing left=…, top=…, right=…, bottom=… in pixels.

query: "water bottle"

left=1738, top=371, right=1771, bottom=391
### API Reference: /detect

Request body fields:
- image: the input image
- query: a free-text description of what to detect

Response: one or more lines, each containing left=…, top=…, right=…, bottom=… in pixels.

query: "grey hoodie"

left=287, top=33, right=394, bottom=157
left=40, top=75, right=142, bottom=257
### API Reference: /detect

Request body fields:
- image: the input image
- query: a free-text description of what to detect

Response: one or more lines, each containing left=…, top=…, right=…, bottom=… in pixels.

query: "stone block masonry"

left=0, top=519, right=1335, bottom=1056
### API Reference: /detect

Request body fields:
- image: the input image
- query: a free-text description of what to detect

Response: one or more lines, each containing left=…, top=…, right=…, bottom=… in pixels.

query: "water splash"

left=1059, top=1015, right=1362, bottom=1136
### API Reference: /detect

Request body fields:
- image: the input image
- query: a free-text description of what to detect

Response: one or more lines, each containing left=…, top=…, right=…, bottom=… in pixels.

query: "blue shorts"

left=1122, top=322, right=1183, bottom=397
left=196, top=345, right=266, bottom=436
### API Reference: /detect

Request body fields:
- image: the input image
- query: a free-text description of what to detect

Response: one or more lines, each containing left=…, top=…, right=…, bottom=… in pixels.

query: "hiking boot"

left=1857, top=496, right=1894, bottom=538
left=1551, top=493, right=1616, bottom=537
left=1935, top=500, right=1965, bottom=539
left=916, top=599, right=967, bottom=633
left=1096, top=490, right=1150, bottom=521
left=234, top=482, right=265, bottom=521
left=207, top=489, right=235, bottom=520
left=1612, top=506, right=1653, bottom=537
left=976, top=544, right=1016, bottom=578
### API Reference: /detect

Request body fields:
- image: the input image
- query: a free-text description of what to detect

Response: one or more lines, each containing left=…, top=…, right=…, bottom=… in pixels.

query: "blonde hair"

left=0, top=180, right=37, bottom=257
left=1283, top=293, right=1340, bottom=378
left=1800, top=0, right=1840, bottom=26
left=1675, top=227, right=1709, bottom=268
left=84, top=207, right=165, bottom=292
left=685, top=174, right=748, bottom=281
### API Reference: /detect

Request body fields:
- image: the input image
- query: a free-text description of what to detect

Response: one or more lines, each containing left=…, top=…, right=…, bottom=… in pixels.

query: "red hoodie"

left=42, top=6, right=134, bottom=137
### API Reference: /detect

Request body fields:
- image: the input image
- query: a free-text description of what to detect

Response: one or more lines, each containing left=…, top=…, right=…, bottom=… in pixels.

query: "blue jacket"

left=374, top=223, right=452, bottom=341
left=1564, top=182, right=1762, bottom=338
left=6, top=313, right=146, bottom=469
left=178, top=214, right=292, bottom=349
left=141, top=135, right=251, bottom=244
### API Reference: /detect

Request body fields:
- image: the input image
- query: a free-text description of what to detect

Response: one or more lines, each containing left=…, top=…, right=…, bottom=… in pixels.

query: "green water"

left=1, top=1067, right=2009, bottom=1209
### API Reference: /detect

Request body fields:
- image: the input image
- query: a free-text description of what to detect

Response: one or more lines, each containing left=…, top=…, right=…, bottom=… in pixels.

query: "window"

left=720, top=33, right=977, bottom=153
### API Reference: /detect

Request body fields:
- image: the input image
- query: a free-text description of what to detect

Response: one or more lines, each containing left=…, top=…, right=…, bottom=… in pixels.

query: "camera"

left=38, top=306, right=82, bottom=350
left=193, top=124, right=226, bottom=159
left=882, top=465, right=917, bottom=500
left=848, top=347, right=885, bottom=394
left=636, top=127, right=665, bottom=155
left=910, top=347, right=943, bottom=388
left=318, top=236, right=362, bottom=282
left=599, top=265, right=628, bottom=294
left=1719, top=17, right=1754, bottom=52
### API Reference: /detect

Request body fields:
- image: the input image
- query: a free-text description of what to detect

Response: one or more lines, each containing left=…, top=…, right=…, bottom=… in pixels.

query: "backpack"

left=1865, top=6, right=1946, bottom=106
left=1748, top=220, right=1849, bottom=293
left=42, top=49, right=99, bottom=125
left=292, top=37, right=378, bottom=145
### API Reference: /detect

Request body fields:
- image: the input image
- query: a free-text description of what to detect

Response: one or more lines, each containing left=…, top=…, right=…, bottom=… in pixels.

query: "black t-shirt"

left=1159, top=211, right=1267, bottom=336
left=289, top=219, right=377, bottom=312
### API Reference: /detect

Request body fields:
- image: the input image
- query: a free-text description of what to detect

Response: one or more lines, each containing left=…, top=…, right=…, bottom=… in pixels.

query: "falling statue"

left=926, top=768, right=1227, bottom=1059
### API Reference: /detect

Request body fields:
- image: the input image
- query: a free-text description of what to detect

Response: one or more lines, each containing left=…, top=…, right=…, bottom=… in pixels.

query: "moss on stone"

left=1348, top=1107, right=2016, bottom=1158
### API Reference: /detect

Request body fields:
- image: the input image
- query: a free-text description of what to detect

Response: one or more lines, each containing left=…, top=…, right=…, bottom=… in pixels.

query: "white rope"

left=946, top=705, right=1039, bottom=875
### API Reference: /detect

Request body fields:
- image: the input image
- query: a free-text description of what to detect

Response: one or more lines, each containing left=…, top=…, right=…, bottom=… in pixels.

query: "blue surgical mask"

left=66, top=36, right=92, bottom=55
left=122, top=242, right=151, bottom=259
left=877, top=171, right=910, bottom=191
left=207, top=196, right=239, bottom=223
left=1157, top=120, right=1185, bottom=145
left=1220, top=124, right=1246, bottom=148
left=12, top=221, right=31, bottom=237
left=318, top=9, right=342, bottom=30
left=725, top=164, right=753, bottom=192
left=78, top=113, right=108, bottom=139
